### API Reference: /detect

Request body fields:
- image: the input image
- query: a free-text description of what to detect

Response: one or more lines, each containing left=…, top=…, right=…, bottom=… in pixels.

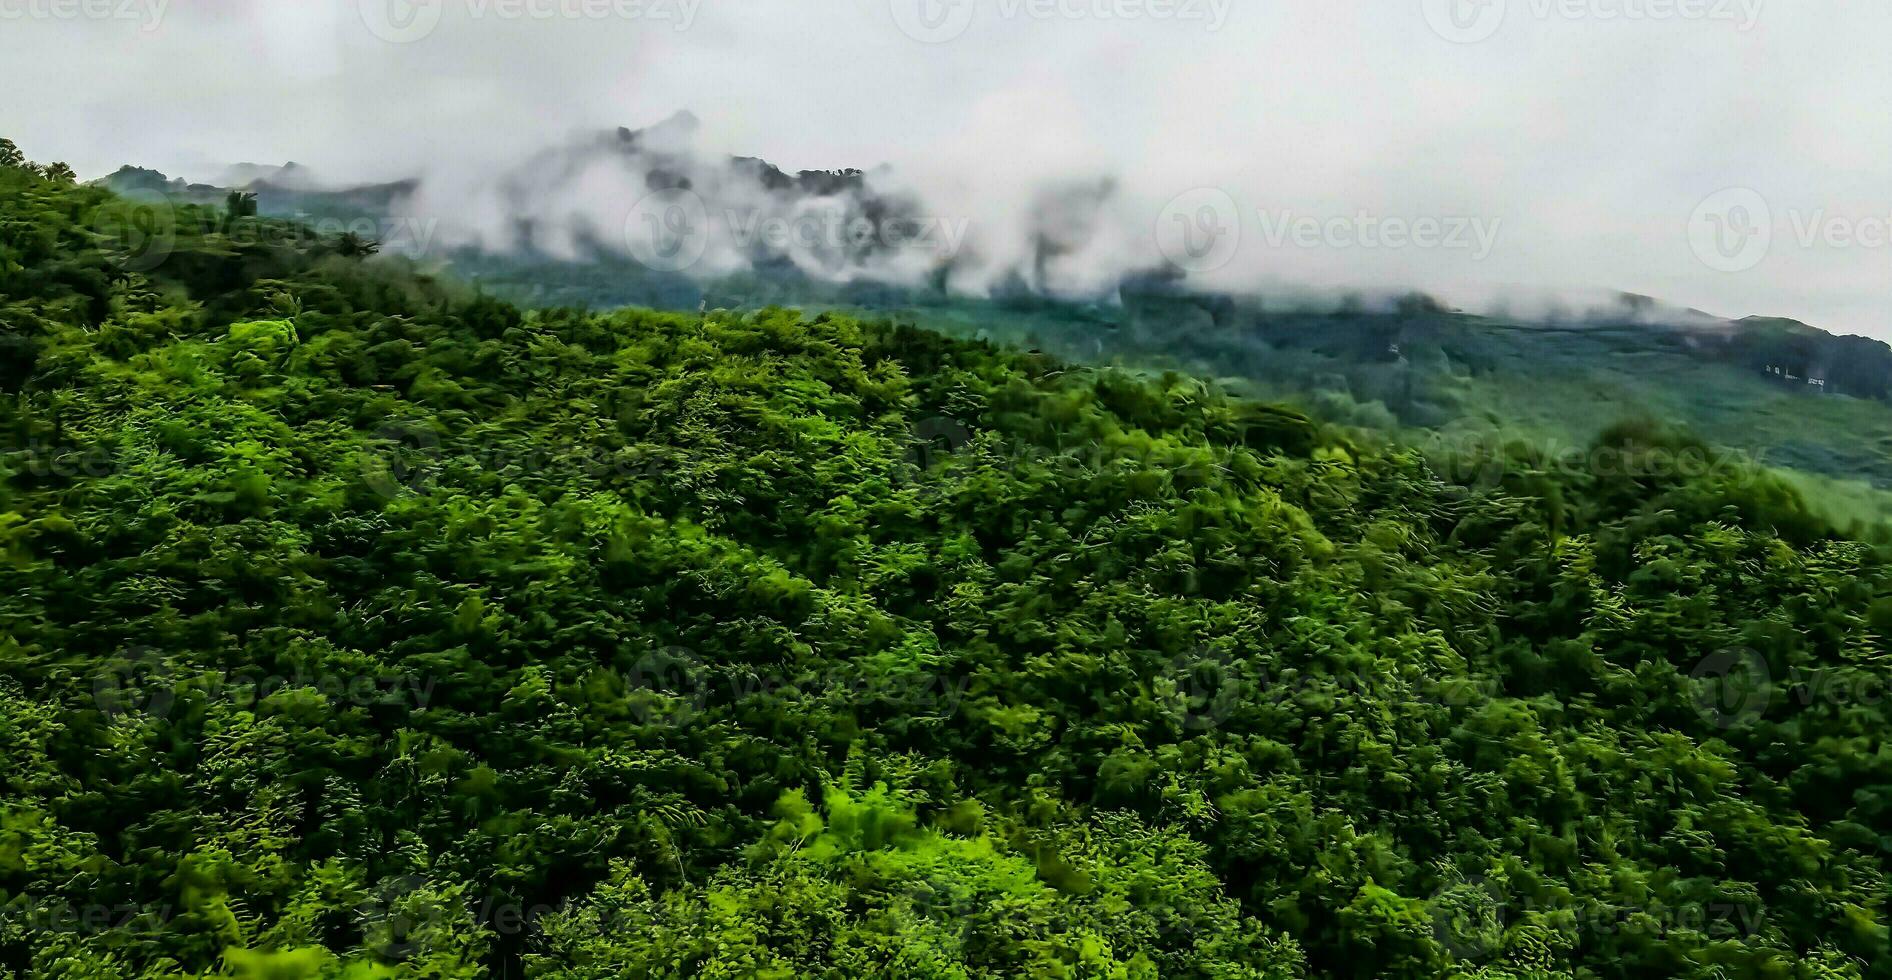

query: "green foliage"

left=0, top=174, right=1888, bottom=979
left=529, top=780, right=1305, bottom=978
left=227, top=190, right=259, bottom=220
left=93, top=159, right=1892, bottom=515
left=0, top=141, right=73, bottom=185
left=894, top=293, right=1892, bottom=519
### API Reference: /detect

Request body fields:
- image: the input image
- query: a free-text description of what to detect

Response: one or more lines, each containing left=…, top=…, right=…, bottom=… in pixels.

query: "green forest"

left=3, top=144, right=1891, bottom=978
left=95, top=153, right=1892, bottom=531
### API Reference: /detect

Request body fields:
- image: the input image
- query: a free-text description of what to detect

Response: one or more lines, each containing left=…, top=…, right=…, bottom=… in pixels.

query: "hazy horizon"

left=6, top=0, right=1886, bottom=336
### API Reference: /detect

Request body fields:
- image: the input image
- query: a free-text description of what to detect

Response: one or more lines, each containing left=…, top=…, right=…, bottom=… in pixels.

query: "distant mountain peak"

left=615, top=110, right=701, bottom=152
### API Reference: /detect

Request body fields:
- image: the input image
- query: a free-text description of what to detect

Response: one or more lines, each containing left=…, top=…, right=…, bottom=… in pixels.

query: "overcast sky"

left=4, top=0, right=1887, bottom=336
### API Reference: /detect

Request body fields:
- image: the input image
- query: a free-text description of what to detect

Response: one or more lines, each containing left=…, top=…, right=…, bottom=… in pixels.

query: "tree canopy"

left=1, top=148, right=1888, bottom=979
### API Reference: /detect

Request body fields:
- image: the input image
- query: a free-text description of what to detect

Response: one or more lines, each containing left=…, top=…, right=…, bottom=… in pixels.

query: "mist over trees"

left=1, top=144, right=1889, bottom=978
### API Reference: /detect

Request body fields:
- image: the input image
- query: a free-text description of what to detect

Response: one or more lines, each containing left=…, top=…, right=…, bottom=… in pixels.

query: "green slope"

left=90, top=160, right=1892, bottom=528
left=881, top=294, right=1892, bottom=535
left=7, top=156, right=1892, bottom=979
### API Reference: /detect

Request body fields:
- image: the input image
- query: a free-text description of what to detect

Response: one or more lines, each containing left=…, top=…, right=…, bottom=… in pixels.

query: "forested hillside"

left=93, top=142, right=1892, bottom=520
left=5, top=149, right=1892, bottom=978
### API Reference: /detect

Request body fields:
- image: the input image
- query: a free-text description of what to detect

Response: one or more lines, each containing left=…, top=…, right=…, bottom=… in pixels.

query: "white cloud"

left=4, top=0, right=1887, bottom=336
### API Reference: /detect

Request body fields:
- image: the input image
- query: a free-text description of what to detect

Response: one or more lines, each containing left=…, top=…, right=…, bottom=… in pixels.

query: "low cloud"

left=4, top=0, right=1885, bottom=334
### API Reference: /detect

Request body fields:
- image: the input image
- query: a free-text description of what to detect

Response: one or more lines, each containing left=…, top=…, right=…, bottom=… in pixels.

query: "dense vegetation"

left=97, top=158, right=1892, bottom=522
left=392, top=250, right=1892, bottom=532
left=6, top=148, right=1892, bottom=978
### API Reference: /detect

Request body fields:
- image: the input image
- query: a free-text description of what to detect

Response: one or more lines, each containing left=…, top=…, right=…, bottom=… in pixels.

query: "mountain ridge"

left=86, top=129, right=1892, bottom=509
